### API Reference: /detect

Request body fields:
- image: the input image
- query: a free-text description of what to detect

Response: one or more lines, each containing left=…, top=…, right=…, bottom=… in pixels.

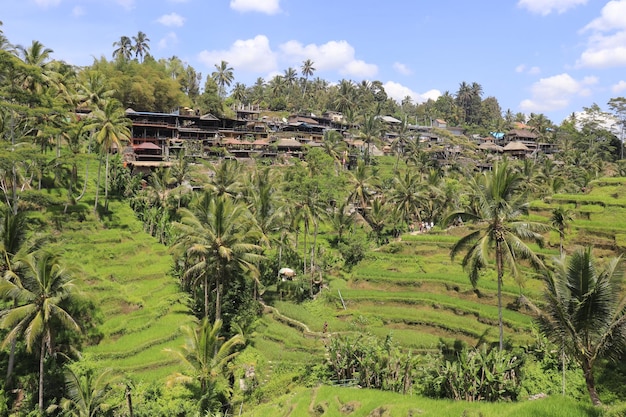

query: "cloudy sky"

left=3, top=0, right=626, bottom=122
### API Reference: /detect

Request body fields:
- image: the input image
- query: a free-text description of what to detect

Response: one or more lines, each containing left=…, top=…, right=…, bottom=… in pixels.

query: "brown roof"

left=503, top=141, right=530, bottom=151
left=478, top=142, right=503, bottom=152
left=133, top=142, right=161, bottom=150
left=276, top=137, right=303, bottom=148
left=507, top=129, right=538, bottom=139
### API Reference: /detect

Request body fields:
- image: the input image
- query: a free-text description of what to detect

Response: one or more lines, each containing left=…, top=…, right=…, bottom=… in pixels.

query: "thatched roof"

left=276, top=137, right=303, bottom=148
left=133, top=142, right=161, bottom=150
left=503, top=141, right=530, bottom=152
left=478, top=142, right=504, bottom=152
left=507, top=129, right=538, bottom=139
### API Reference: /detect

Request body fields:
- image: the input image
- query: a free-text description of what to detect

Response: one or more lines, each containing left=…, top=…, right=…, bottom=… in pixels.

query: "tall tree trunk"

left=215, top=267, right=222, bottom=322
left=104, top=152, right=110, bottom=212
left=39, top=337, right=45, bottom=412
left=496, top=240, right=504, bottom=351
left=583, top=357, right=601, bottom=406
left=303, top=220, right=308, bottom=276
left=204, top=269, right=209, bottom=319
left=94, top=154, right=103, bottom=212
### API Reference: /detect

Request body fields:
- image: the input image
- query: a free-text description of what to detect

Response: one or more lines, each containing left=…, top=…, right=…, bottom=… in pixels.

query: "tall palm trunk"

left=583, top=357, right=601, bottom=406
left=94, top=153, right=103, bottom=212
left=204, top=268, right=209, bottom=319
left=5, top=299, right=17, bottom=385
left=39, top=334, right=46, bottom=412
left=104, top=152, right=111, bottom=212
left=496, top=239, right=504, bottom=351
left=215, top=265, right=223, bottom=322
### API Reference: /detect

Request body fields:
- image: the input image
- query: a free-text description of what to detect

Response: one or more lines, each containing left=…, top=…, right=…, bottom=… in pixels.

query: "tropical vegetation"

left=2, top=24, right=626, bottom=416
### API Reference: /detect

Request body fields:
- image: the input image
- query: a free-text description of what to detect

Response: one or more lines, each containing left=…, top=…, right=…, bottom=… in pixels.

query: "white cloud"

left=33, top=0, right=61, bottom=7
left=72, top=6, right=85, bottom=17
left=197, top=35, right=278, bottom=73
left=230, top=0, right=280, bottom=14
left=383, top=81, right=440, bottom=104
left=157, top=12, right=185, bottom=27
left=117, top=0, right=135, bottom=10
left=583, top=0, right=626, bottom=32
left=279, top=40, right=378, bottom=79
left=577, top=31, right=626, bottom=68
left=613, top=80, right=626, bottom=93
left=577, top=1, right=626, bottom=68
left=158, top=32, right=178, bottom=50
left=519, top=73, right=596, bottom=113
left=393, top=62, right=412, bottom=75
left=340, top=60, right=377, bottom=78
left=516, top=64, right=541, bottom=75
left=517, top=0, right=587, bottom=15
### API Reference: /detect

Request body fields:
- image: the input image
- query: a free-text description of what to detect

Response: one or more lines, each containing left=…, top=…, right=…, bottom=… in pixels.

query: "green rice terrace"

left=36, top=174, right=626, bottom=416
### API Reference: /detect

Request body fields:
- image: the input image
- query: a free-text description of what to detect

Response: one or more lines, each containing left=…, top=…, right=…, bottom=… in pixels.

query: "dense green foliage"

left=3, top=24, right=626, bottom=416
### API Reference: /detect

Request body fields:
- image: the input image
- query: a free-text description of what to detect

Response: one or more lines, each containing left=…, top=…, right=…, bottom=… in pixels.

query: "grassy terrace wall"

left=50, top=200, right=194, bottom=382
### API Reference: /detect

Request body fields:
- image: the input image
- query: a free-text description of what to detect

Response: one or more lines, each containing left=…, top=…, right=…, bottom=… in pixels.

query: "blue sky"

left=3, top=0, right=626, bottom=123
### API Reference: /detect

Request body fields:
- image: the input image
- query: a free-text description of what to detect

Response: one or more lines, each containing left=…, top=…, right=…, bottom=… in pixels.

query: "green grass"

left=239, top=385, right=600, bottom=417
left=51, top=198, right=195, bottom=384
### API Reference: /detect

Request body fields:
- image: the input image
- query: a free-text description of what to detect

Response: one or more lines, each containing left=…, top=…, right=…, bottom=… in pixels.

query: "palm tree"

left=329, top=201, right=355, bottom=244
left=76, top=70, right=114, bottom=111
left=131, top=31, right=150, bottom=62
left=230, top=82, right=247, bottom=105
left=165, top=318, right=244, bottom=414
left=268, top=74, right=285, bottom=99
left=334, top=79, right=356, bottom=114
left=173, top=193, right=263, bottom=321
left=17, top=40, right=52, bottom=67
left=321, top=129, right=347, bottom=172
left=526, top=248, right=626, bottom=406
left=212, top=60, right=234, bottom=98
left=301, top=59, right=315, bottom=98
left=449, top=161, right=548, bottom=350
left=389, top=169, right=422, bottom=228
left=112, top=36, right=133, bottom=61
left=57, top=367, right=117, bottom=417
left=91, top=99, right=131, bottom=212
left=359, top=114, right=382, bottom=164
left=550, top=206, right=573, bottom=256
left=0, top=250, right=82, bottom=413
left=346, top=160, right=376, bottom=212
left=0, top=207, right=30, bottom=385
left=206, top=159, right=243, bottom=198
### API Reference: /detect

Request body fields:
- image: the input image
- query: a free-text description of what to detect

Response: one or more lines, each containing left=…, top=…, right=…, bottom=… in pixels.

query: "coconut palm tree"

left=0, top=250, right=82, bottom=413
left=91, top=99, right=131, bottom=213
left=526, top=248, right=626, bottom=406
left=329, top=201, right=355, bottom=244
left=334, top=79, right=356, bottom=114
left=76, top=70, right=114, bottom=112
left=301, top=59, right=315, bottom=98
left=359, top=114, right=382, bottom=164
left=0, top=207, right=31, bottom=385
left=112, top=36, right=133, bottom=61
left=165, top=318, right=244, bottom=414
left=550, top=206, right=573, bottom=256
left=321, top=129, right=347, bottom=172
left=57, top=367, right=117, bottom=417
left=346, top=160, right=376, bottom=213
left=230, top=82, right=247, bottom=105
left=211, top=60, right=234, bottom=98
left=449, top=161, right=548, bottom=350
left=17, top=40, right=52, bottom=67
left=389, top=169, right=422, bottom=228
left=206, top=159, right=243, bottom=199
left=173, top=193, right=263, bottom=321
left=131, top=31, right=150, bottom=62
